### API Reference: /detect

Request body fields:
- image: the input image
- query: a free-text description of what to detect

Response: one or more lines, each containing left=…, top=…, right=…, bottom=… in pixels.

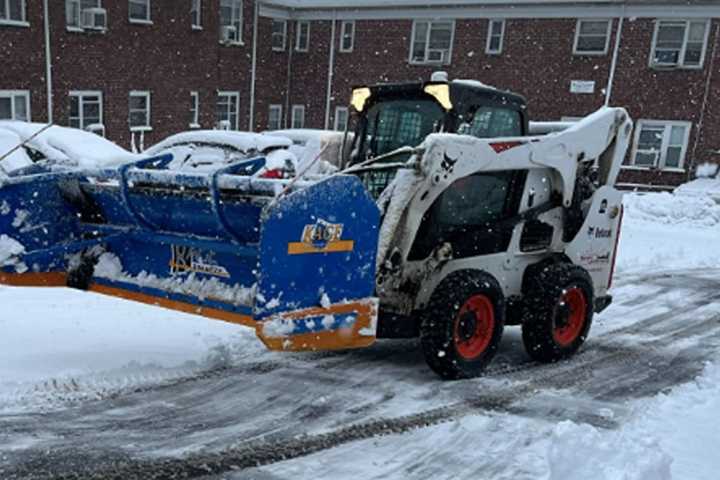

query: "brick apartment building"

left=1, top=0, right=719, bottom=189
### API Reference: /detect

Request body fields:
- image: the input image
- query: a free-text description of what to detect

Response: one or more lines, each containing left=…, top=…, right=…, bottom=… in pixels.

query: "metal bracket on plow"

left=118, top=154, right=175, bottom=230
left=209, top=157, right=266, bottom=244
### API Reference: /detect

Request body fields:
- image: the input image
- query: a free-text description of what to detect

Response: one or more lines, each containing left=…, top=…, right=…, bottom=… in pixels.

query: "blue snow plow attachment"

left=0, top=154, right=380, bottom=351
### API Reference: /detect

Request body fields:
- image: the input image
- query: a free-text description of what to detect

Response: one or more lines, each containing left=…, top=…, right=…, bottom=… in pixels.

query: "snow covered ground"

left=2, top=187, right=720, bottom=479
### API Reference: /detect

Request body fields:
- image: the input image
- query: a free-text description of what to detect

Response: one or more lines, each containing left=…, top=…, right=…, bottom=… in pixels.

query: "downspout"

left=687, top=21, right=720, bottom=180
left=324, top=12, right=337, bottom=130
left=249, top=1, right=259, bottom=131
left=604, top=4, right=625, bottom=106
left=285, top=16, right=294, bottom=128
left=43, top=0, right=53, bottom=123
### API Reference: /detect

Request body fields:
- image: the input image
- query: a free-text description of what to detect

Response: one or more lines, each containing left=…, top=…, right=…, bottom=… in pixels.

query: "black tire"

left=420, top=270, right=505, bottom=380
left=521, top=263, right=594, bottom=363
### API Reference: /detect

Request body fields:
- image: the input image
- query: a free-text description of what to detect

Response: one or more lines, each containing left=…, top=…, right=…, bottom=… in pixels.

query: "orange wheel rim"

left=453, top=294, right=495, bottom=360
left=553, top=287, right=587, bottom=346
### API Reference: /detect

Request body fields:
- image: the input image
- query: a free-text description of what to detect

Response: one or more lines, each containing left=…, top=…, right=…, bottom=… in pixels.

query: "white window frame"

left=629, top=120, right=692, bottom=171
left=573, top=19, right=612, bottom=56
left=291, top=104, right=305, bottom=129
left=0, top=0, right=27, bottom=26
left=190, top=91, right=200, bottom=128
left=333, top=106, right=349, bottom=132
left=0, top=90, right=30, bottom=121
left=191, top=0, right=201, bottom=30
left=69, top=90, right=103, bottom=132
left=649, top=19, right=711, bottom=70
left=485, top=19, right=505, bottom=55
left=339, top=20, right=355, bottom=53
left=295, top=20, right=310, bottom=52
left=219, top=0, right=243, bottom=45
left=271, top=19, right=287, bottom=51
left=128, top=0, right=151, bottom=24
left=129, top=90, right=151, bottom=131
left=409, top=20, right=455, bottom=65
left=268, top=104, right=283, bottom=130
left=217, top=91, right=240, bottom=130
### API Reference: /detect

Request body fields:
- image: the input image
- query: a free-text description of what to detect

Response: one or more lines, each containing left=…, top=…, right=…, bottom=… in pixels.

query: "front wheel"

left=521, top=263, right=594, bottom=363
left=420, top=270, right=505, bottom=380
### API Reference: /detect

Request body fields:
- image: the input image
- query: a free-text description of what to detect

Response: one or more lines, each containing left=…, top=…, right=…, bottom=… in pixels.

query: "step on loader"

left=0, top=77, right=632, bottom=379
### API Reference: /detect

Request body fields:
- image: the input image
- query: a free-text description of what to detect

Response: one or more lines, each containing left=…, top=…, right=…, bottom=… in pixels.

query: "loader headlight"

left=351, top=87, right=372, bottom=112
left=424, top=84, right=453, bottom=111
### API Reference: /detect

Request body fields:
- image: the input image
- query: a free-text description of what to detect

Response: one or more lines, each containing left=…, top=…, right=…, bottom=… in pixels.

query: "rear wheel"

left=521, top=263, right=594, bottom=362
left=420, top=270, right=505, bottom=380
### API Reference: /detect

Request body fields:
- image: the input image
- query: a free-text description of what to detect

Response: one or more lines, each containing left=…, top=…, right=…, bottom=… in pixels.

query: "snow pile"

left=92, top=253, right=256, bottom=306
left=547, top=421, right=671, bottom=480
left=0, top=234, right=25, bottom=265
left=617, top=189, right=720, bottom=272
left=0, top=121, right=137, bottom=171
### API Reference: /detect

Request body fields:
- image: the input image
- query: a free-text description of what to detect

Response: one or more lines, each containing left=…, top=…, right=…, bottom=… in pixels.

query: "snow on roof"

left=145, top=130, right=292, bottom=156
left=0, top=121, right=137, bottom=169
left=0, top=128, right=32, bottom=176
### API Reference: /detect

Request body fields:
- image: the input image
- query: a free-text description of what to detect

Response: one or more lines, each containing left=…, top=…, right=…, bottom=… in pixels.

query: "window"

left=129, top=91, right=151, bottom=130
left=651, top=20, right=709, bottom=68
left=216, top=92, right=239, bottom=130
left=191, top=0, right=201, bottom=29
left=465, top=107, right=522, bottom=138
left=129, top=0, right=151, bottom=23
left=334, top=106, right=349, bottom=131
left=409, top=171, right=526, bottom=260
left=0, top=90, right=30, bottom=121
left=573, top=19, right=611, bottom=55
left=486, top=19, right=505, bottom=55
left=410, top=20, right=454, bottom=64
left=632, top=121, right=691, bottom=170
left=0, top=0, right=25, bottom=24
left=340, top=20, right=354, bottom=52
left=219, top=0, right=242, bottom=44
left=291, top=105, right=305, bottom=129
left=268, top=105, right=282, bottom=130
left=295, top=21, right=310, bottom=52
left=69, top=91, right=103, bottom=131
left=271, top=19, right=286, bottom=51
left=190, top=91, right=200, bottom=127
left=65, top=0, right=103, bottom=30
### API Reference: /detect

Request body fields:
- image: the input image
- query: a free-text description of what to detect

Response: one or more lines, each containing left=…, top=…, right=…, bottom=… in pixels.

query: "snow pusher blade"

left=0, top=154, right=381, bottom=351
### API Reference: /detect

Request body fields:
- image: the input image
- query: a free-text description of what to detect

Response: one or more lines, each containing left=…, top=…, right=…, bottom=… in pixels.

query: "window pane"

left=129, top=95, right=146, bottom=110
left=272, top=20, right=285, bottom=49
left=13, top=95, right=27, bottom=121
left=129, top=0, right=149, bottom=20
left=656, top=24, right=685, bottom=49
left=665, top=146, right=682, bottom=168
left=9, top=0, right=22, bottom=20
left=0, top=2, right=6, bottom=19
left=580, top=20, right=608, bottom=35
left=684, top=42, right=703, bottom=65
left=634, top=152, right=657, bottom=166
left=130, top=111, right=147, bottom=127
left=70, top=97, right=79, bottom=118
left=191, top=0, right=200, bottom=26
left=688, top=22, right=707, bottom=42
left=491, top=20, right=503, bottom=35
left=577, top=35, right=606, bottom=52
left=638, top=127, right=664, bottom=150
left=655, top=49, right=680, bottom=64
left=428, top=24, right=452, bottom=49
left=669, top=125, right=686, bottom=146
left=84, top=102, right=100, bottom=122
left=0, top=98, right=11, bottom=119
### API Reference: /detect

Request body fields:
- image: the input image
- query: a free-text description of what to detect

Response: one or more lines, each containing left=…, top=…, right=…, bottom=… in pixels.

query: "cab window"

left=468, top=106, right=522, bottom=138
left=409, top=170, right=526, bottom=260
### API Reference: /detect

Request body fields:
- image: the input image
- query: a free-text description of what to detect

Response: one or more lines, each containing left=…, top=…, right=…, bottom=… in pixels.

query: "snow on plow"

left=0, top=154, right=380, bottom=352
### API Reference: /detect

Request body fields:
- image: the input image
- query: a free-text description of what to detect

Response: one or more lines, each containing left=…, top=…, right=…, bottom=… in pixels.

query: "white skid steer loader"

left=0, top=78, right=632, bottom=379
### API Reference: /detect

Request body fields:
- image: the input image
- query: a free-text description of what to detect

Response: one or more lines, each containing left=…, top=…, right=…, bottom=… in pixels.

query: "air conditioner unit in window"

left=81, top=7, right=107, bottom=30
left=221, top=26, right=238, bottom=43
left=426, top=49, right=447, bottom=63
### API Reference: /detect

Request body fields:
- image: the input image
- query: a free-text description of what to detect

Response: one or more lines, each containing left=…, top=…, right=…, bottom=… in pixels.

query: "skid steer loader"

left=0, top=77, right=632, bottom=379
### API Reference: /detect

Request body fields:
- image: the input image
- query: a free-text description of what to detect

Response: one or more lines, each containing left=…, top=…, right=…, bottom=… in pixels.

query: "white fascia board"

left=258, top=2, right=720, bottom=20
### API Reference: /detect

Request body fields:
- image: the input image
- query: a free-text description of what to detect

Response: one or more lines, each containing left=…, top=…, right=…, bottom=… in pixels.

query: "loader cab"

left=346, top=80, right=528, bottom=165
